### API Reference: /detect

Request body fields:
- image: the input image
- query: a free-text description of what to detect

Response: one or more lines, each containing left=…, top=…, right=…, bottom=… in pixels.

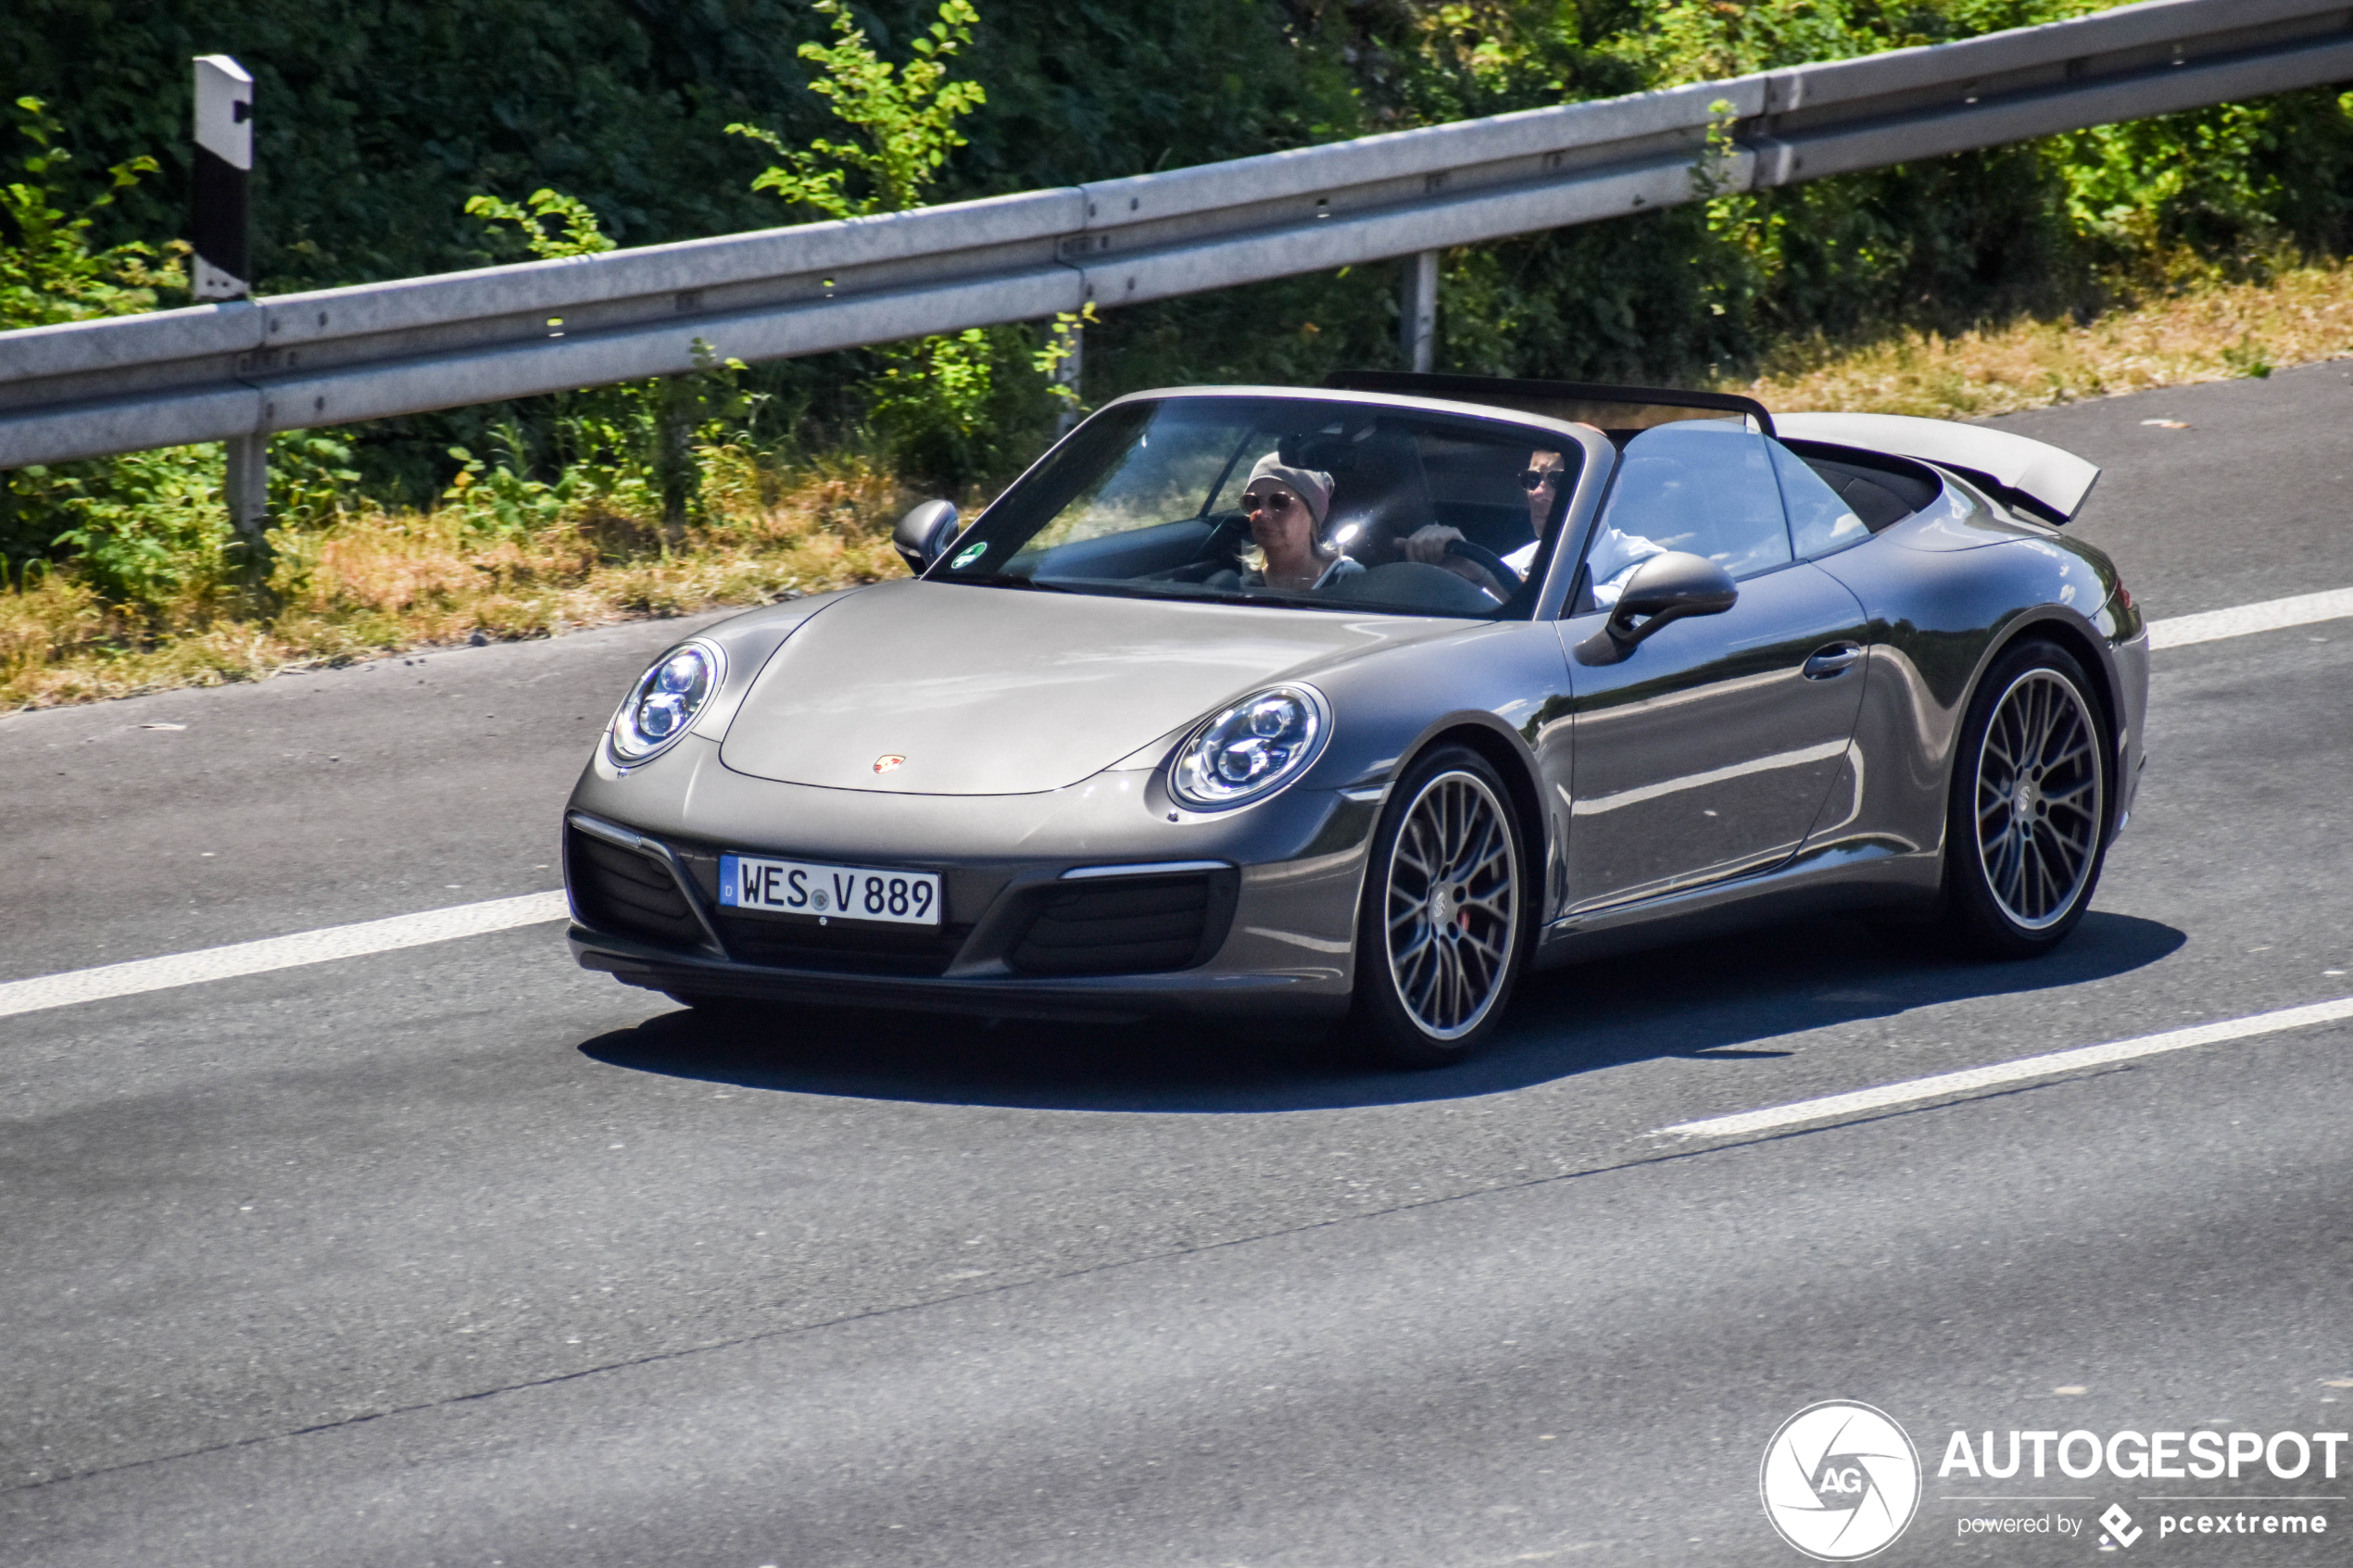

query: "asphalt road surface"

left=5, top=364, right=2351, bottom=1566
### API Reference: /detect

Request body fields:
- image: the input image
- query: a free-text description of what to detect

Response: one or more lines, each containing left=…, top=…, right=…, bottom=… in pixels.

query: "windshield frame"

left=921, top=387, right=1617, bottom=623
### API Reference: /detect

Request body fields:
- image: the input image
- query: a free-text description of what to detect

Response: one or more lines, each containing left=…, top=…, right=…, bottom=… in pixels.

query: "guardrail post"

left=193, top=56, right=269, bottom=573
left=222, top=433, right=267, bottom=550
left=1399, top=250, right=1438, bottom=373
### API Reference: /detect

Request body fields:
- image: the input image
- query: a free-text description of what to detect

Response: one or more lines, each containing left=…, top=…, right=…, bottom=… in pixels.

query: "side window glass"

left=1586, top=423, right=1792, bottom=601
left=1768, top=438, right=1869, bottom=558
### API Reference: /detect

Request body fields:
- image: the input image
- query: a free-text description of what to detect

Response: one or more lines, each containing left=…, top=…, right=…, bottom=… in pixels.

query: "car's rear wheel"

left=1944, top=640, right=2111, bottom=958
left=1352, top=746, right=1529, bottom=1067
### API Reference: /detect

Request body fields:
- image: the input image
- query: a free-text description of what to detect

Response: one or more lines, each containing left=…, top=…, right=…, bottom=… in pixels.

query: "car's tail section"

left=1774, top=411, right=2099, bottom=523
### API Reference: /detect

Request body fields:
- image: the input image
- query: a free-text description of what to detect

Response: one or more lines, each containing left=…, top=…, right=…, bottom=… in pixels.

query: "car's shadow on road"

left=576, top=909, right=2186, bottom=1113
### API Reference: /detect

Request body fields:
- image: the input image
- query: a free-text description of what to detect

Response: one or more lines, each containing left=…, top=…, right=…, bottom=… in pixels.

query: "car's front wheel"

left=1944, top=639, right=2112, bottom=958
left=1352, top=746, right=1529, bottom=1067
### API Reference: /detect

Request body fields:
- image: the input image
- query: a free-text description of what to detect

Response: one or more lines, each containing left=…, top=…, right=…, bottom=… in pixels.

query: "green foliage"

left=441, top=422, right=593, bottom=538
left=459, top=183, right=756, bottom=532
left=1131, top=0, right=2353, bottom=397
left=1032, top=303, right=1100, bottom=415
left=723, top=6, right=1064, bottom=489
left=867, top=327, right=999, bottom=485
left=1, top=430, right=359, bottom=614
left=267, top=432, right=365, bottom=527
left=472, top=345, right=762, bottom=537
left=463, top=187, right=617, bottom=261
left=27, top=445, right=227, bottom=609
left=0, top=95, right=184, bottom=329
left=0, top=0, right=1374, bottom=294
left=730, top=0, right=986, bottom=220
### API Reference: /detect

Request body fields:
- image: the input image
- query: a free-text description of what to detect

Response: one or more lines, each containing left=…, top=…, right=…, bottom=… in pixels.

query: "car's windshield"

left=929, top=395, right=1581, bottom=619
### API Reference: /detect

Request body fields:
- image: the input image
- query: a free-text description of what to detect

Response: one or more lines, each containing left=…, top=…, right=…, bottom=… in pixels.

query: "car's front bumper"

left=562, top=736, right=1380, bottom=1021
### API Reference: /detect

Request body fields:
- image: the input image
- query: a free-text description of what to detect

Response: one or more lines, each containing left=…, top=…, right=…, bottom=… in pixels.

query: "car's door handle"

left=1803, top=642, right=1864, bottom=679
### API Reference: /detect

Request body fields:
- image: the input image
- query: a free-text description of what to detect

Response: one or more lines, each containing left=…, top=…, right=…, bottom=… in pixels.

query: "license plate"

left=717, top=853, right=942, bottom=926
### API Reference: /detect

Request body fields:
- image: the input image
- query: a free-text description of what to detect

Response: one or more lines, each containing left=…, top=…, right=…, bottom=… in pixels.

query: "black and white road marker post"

left=192, top=55, right=268, bottom=565
left=190, top=56, right=252, bottom=302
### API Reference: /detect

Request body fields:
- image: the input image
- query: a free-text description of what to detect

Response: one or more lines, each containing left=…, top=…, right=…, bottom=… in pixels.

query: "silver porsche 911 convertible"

left=563, top=372, right=2147, bottom=1065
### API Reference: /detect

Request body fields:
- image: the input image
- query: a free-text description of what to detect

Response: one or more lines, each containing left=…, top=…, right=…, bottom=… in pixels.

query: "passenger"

left=1238, top=455, right=1363, bottom=593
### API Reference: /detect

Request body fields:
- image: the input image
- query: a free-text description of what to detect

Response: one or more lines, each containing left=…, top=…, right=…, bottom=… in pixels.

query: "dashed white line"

left=2146, top=586, right=2353, bottom=649
left=0, top=891, right=570, bottom=1022
left=1655, top=996, right=2353, bottom=1139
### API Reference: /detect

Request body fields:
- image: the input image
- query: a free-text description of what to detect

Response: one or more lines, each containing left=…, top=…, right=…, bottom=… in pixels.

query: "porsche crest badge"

left=874, top=754, right=906, bottom=774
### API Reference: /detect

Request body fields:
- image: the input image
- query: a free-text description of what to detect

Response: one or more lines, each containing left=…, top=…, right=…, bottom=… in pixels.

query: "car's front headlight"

left=1170, top=684, right=1329, bottom=810
left=610, top=639, right=725, bottom=763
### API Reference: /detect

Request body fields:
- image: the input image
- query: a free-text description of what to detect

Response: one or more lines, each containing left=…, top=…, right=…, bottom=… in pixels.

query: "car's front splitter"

left=569, top=925, right=1353, bottom=1023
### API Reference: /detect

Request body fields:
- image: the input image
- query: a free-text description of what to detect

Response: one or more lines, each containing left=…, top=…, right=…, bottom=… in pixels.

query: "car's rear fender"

left=1958, top=603, right=2141, bottom=849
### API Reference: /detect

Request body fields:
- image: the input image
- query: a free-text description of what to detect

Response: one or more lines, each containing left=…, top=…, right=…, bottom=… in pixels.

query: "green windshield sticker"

left=950, top=540, right=988, bottom=569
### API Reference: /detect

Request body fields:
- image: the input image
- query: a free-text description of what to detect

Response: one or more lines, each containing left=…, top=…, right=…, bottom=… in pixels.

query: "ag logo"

left=1760, top=1400, right=1921, bottom=1561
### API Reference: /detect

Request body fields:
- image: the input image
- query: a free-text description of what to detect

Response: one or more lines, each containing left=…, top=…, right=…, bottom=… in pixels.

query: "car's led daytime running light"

left=611, top=639, right=724, bottom=762
left=1170, top=684, right=1328, bottom=809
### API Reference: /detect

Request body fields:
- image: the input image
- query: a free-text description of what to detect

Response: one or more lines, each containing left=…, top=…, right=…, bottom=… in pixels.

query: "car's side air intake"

left=566, top=828, right=704, bottom=949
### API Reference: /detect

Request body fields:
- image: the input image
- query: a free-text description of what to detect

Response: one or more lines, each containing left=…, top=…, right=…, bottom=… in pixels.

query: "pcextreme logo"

left=1761, top=1400, right=1924, bottom=1561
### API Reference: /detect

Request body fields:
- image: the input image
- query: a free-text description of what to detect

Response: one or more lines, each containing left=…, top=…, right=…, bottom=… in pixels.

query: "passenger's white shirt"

left=1499, top=523, right=1667, bottom=606
left=1584, top=521, right=1669, bottom=607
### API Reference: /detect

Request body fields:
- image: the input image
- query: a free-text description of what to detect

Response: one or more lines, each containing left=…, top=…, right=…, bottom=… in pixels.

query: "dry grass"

left=1, top=446, right=911, bottom=709
left=1724, top=259, right=2353, bottom=417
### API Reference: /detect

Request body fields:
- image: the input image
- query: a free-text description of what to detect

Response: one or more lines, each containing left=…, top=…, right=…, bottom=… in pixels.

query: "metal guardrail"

left=3, top=0, right=2349, bottom=470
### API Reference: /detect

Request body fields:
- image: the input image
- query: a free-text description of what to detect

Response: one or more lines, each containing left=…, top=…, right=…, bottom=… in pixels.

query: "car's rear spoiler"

left=1774, top=411, right=2100, bottom=524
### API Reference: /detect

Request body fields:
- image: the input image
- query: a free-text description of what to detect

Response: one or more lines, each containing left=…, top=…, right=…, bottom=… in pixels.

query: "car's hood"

left=718, top=579, right=1434, bottom=795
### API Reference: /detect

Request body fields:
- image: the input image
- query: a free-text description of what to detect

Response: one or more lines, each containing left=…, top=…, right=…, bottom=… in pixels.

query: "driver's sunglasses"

left=1519, top=469, right=1561, bottom=492
left=1243, top=490, right=1302, bottom=515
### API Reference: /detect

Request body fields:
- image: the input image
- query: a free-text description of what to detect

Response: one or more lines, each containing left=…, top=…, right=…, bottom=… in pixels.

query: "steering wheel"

left=1199, top=508, right=1252, bottom=563
left=1445, top=538, right=1524, bottom=596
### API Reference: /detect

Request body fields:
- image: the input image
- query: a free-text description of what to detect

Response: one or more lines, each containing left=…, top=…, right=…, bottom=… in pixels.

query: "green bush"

left=0, top=94, right=184, bottom=330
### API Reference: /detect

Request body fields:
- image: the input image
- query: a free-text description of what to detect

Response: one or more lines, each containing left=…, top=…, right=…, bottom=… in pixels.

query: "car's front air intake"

left=566, top=826, right=705, bottom=950
left=1009, top=872, right=1230, bottom=976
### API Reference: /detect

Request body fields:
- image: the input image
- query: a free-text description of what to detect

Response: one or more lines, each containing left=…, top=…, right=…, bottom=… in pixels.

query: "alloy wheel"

left=1383, top=770, right=1521, bottom=1039
left=1972, top=668, right=2103, bottom=930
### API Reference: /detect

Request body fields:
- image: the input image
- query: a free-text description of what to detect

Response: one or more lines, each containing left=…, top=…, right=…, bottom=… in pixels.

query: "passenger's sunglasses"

left=1519, top=468, right=1562, bottom=491
left=1243, top=490, right=1302, bottom=515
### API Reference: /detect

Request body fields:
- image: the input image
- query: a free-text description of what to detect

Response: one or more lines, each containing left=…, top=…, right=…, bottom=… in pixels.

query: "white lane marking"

left=1655, top=995, right=2353, bottom=1139
left=2147, top=586, right=2353, bottom=649
left=0, top=891, right=570, bottom=1022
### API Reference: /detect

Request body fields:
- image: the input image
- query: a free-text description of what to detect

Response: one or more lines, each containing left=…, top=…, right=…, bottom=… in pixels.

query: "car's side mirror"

left=1574, top=550, right=1738, bottom=665
left=893, top=499, right=962, bottom=573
